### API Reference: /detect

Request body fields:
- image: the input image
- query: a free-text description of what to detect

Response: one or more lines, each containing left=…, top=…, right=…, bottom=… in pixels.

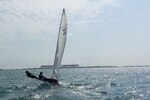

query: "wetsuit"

left=25, top=71, right=38, bottom=79
left=38, top=72, right=47, bottom=80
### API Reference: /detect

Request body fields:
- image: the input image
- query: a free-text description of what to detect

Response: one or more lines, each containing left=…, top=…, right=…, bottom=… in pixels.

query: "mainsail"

left=52, top=9, right=67, bottom=80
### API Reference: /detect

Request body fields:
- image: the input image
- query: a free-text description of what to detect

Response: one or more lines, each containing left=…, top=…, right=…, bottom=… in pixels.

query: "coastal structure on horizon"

left=39, top=65, right=119, bottom=69
left=38, top=64, right=150, bottom=69
left=40, top=64, right=79, bottom=69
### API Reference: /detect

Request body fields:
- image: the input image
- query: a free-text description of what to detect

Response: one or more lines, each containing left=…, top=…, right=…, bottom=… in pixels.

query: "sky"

left=0, top=0, right=150, bottom=69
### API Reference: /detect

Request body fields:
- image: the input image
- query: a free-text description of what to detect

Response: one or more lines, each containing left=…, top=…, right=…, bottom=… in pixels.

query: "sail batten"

left=52, top=9, right=67, bottom=80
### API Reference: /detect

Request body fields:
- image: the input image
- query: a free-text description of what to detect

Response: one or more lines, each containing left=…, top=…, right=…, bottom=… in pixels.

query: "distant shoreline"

left=1, top=65, right=150, bottom=70
left=25, top=65, right=150, bottom=70
left=39, top=66, right=118, bottom=69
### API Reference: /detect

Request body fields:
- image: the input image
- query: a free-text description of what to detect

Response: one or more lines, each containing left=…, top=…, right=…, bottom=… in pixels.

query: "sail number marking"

left=62, top=27, right=67, bottom=35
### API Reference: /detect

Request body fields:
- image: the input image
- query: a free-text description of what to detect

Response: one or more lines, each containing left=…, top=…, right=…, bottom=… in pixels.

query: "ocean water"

left=0, top=67, right=150, bottom=100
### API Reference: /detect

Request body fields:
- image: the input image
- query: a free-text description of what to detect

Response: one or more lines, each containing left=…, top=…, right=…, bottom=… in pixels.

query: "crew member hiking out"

left=25, top=71, right=38, bottom=79
left=38, top=72, right=47, bottom=80
left=38, top=71, right=59, bottom=84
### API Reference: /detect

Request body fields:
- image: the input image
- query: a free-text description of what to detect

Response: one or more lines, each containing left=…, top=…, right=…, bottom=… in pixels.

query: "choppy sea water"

left=0, top=67, right=150, bottom=100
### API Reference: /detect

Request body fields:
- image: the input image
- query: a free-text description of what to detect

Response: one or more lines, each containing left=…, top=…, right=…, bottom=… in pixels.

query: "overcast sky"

left=0, top=0, right=150, bottom=69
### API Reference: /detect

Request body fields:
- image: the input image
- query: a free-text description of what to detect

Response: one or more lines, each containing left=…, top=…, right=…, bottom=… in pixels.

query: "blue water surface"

left=0, top=67, right=150, bottom=100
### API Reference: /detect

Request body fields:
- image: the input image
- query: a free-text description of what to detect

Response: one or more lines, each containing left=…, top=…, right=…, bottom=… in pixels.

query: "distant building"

left=40, top=64, right=79, bottom=69
left=62, top=64, right=79, bottom=67
left=40, top=65, right=53, bottom=69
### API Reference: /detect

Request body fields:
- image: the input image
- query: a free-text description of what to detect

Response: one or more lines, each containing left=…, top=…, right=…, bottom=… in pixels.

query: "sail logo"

left=62, top=27, right=67, bottom=35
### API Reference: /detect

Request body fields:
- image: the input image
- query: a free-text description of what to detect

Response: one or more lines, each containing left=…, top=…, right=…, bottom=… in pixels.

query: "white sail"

left=52, top=9, right=67, bottom=80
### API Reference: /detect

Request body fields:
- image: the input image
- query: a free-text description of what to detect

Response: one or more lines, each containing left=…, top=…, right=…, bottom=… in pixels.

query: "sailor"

left=38, top=72, right=47, bottom=80
left=38, top=72, right=59, bottom=84
left=25, top=71, right=38, bottom=79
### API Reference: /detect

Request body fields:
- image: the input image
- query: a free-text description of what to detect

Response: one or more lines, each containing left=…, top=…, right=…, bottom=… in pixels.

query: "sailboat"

left=25, top=9, right=67, bottom=85
left=51, top=9, right=67, bottom=82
